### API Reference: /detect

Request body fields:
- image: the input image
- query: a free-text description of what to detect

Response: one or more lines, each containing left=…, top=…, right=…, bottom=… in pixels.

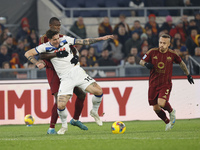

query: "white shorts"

left=58, top=65, right=96, bottom=96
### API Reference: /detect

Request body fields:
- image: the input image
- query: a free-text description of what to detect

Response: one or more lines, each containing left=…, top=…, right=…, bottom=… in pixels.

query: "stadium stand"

left=0, top=0, right=200, bottom=79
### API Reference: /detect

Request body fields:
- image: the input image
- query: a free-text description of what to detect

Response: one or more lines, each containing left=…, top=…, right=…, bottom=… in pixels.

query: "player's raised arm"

left=75, top=35, right=114, bottom=45
left=24, top=48, right=45, bottom=70
left=179, top=60, right=194, bottom=84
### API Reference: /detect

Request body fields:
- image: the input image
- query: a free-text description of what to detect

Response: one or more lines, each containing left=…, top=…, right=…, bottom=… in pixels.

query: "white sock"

left=57, top=108, right=68, bottom=128
left=92, top=94, right=103, bottom=113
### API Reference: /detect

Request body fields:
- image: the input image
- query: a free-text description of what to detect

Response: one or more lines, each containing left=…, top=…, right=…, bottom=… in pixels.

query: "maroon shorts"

left=46, top=67, right=60, bottom=95
left=148, top=84, right=172, bottom=106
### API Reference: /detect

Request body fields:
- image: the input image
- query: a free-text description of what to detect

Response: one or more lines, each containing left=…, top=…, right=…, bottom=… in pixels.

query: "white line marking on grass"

left=0, top=137, right=199, bottom=141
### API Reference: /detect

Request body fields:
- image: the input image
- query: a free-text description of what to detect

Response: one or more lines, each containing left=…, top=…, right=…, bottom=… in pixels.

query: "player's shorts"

left=58, top=65, right=96, bottom=96
left=148, top=84, right=172, bottom=106
left=46, top=67, right=60, bottom=95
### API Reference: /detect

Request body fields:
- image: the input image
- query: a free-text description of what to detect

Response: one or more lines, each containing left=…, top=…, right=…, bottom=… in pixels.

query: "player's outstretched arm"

left=75, top=35, right=114, bottom=45
left=40, top=51, right=69, bottom=60
left=40, top=53, right=56, bottom=60
left=25, top=48, right=45, bottom=70
left=179, top=60, right=194, bottom=84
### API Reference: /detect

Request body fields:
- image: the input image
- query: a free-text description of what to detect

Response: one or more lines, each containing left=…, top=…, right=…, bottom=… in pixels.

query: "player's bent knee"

left=76, top=91, right=86, bottom=100
left=153, top=105, right=161, bottom=112
left=57, top=104, right=65, bottom=110
left=57, top=95, right=70, bottom=110
left=94, top=88, right=103, bottom=96
left=74, top=87, right=86, bottom=100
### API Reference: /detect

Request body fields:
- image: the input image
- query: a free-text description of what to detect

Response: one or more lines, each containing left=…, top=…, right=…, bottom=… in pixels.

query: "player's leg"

left=46, top=73, right=60, bottom=134
left=73, top=87, right=86, bottom=120
left=153, top=104, right=170, bottom=124
left=70, top=87, right=88, bottom=130
left=157, top=86, right=176, bottom=127
left=158, top=98, right=176, bottom=127
left=85, top=82, right=103, bottom=126
left=149, top=86, right=171, bottom=130
left=47, top=93, right=58, bottom=134
left=75, top=67, right=103, bottom=126
left=57, top=94, right=71, bottom=134
left=153, top=104, right=172, bottom=131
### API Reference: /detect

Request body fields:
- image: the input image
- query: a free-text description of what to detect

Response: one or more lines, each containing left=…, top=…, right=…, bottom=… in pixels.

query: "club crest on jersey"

left=60, top=39, right=68, bottom=47
left=167, top=56, right=172, bottom=61
left=60, top=42, right=64, bottom=46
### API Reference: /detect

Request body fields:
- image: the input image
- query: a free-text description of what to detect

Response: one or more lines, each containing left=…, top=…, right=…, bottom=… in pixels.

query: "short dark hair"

left=46, top=29, right=59, bottom=39
left=161, top=34, right=171, bottom=40
left=49, top=17, right=60, bottom=25
left=128, top=54, right=135, bottom=58
left=134, top=20, right=140, bottom=23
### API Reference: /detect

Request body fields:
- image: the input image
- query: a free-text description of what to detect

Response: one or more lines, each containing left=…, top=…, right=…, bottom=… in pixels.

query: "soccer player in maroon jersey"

left=39, top=17, right=88, bottom=134
left=140, top=34, right=194, bottom=131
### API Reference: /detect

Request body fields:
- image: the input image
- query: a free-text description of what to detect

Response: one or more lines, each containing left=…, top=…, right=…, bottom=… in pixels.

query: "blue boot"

left=70, top=119, right=88, bottom=130
left=47, top=128, right=57, bottom=134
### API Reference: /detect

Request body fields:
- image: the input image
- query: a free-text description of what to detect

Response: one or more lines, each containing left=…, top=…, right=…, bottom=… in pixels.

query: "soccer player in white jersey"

left=25, top=29, right=114, bottom=134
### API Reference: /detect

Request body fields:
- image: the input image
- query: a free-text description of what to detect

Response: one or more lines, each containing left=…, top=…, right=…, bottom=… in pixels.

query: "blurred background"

left=0, top=0, right=200, bottom=80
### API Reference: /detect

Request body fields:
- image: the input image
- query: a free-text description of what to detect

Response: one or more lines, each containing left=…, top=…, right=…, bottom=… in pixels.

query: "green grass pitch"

left=0, top=119, right=199, bottom=150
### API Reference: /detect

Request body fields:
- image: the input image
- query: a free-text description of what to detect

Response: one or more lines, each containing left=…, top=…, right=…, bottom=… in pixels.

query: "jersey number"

left=84, top=76, right=93, bottom=82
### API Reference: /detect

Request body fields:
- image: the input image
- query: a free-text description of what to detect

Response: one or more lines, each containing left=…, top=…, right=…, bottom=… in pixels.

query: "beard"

left=159, top=47, right=167, bottom=52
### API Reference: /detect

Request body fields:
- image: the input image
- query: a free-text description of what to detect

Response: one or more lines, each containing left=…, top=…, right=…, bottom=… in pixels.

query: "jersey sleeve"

left=142, top=51, right=151, bottom=62
left=39, top=35, right=47, bottom=45
left=173, top=52, right=182, bottom=64
left=62, top=35, right=76, bottom=45
left=39, top=37, right=43, bottom=45
left=35, top=44, right=46, bottom=54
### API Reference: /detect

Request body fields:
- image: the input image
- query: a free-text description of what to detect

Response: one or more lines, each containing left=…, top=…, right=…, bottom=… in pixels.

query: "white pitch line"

left=0, top=137, right=199, bottom=141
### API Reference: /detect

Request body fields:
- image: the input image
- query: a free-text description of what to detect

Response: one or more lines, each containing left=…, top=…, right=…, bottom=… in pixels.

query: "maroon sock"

left=155, top=109, right=170, bottom=124
left=73, top=97, right=84, bottom=120
left=163, top=101, right=173, bottom=113
left=50, top=103, right=58, bottom=128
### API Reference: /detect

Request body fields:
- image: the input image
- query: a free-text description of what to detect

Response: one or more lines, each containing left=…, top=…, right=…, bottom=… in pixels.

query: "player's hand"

left=36, top=61, right=45, bottom=70
left=144, top=62, right=154, bottom=69
left=187, top=74, right=194, bottom=84
left=38, top=59, right=46, bottom=66
left=99, top=35, right=114, bottom=40
left=70, top=55, right=79, bottom=65
left=56, top=51, right=69, bottom=58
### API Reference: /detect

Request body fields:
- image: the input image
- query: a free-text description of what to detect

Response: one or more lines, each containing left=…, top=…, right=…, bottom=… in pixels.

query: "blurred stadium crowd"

left=0, top=0, right=200, bottom=74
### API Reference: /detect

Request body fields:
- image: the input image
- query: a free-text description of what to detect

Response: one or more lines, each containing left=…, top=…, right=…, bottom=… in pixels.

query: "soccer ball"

left=24, top=114, right=35, bottom=125
left=111, top=121, right=126, bottom=134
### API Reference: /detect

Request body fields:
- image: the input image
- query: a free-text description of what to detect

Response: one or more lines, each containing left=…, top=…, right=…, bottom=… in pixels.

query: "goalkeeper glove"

left=144, top=62, right=154, bottom=69
left=70, top=55, right=79, bottom=65
left=187, top=74, right=194, bottom=84
left=56, top=51, right=69, bottom=58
